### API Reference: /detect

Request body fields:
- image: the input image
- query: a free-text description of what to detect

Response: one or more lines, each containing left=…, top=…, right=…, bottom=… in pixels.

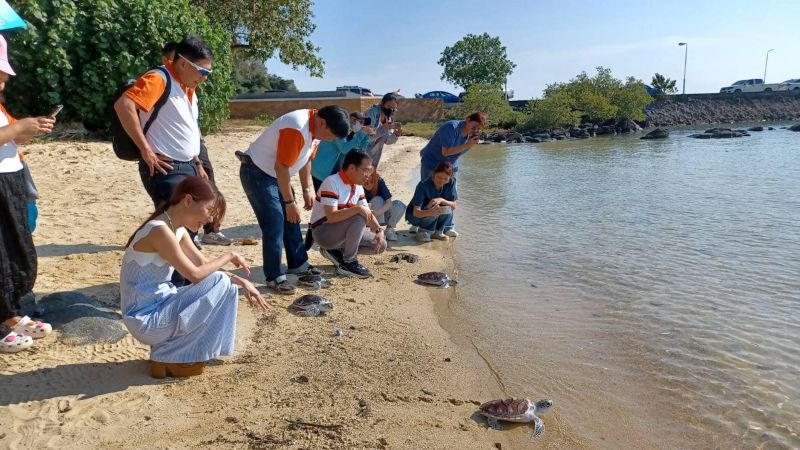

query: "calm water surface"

left=450, top=125, right=800, bottom=448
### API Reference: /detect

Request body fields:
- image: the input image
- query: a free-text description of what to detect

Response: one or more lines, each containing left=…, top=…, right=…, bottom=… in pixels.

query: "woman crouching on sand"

left=120, top=176, right=268, bottom=378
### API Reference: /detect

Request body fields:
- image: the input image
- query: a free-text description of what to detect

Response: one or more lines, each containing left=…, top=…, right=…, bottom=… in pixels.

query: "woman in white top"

left=0, top=34, right=57, bottom=354
left=120, top=176, right=268, bottom=378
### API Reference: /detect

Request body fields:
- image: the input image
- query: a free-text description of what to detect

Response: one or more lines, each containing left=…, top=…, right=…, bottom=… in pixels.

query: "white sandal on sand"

left=0, top=331, right=34, bottom=353
left=12, top=316, right=52, bottom=339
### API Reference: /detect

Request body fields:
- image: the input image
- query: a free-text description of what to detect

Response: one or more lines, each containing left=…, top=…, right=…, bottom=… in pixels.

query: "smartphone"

left=49, top=104, right=64, bottom=117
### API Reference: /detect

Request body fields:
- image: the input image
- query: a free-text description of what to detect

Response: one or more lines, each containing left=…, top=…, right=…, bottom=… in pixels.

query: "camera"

left=362, top=117, right=372, bottom=126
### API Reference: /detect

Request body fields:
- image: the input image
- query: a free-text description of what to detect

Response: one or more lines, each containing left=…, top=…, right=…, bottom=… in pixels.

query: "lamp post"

left=763, top=49, right=774, bottom=82
left=678, top=42, right=688, bottom=95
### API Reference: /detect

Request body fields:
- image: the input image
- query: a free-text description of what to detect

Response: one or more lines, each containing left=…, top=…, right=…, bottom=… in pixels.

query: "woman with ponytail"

left=120, top=176, right=268, bottom=378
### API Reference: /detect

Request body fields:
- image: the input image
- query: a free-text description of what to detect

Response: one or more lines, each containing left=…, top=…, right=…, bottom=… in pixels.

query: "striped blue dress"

left=119, top=220, right=239, bottom=363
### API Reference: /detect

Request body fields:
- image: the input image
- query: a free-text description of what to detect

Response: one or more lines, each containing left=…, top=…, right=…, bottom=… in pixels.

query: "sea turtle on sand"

left=288, top=295, right=333, bottom=317
left=390, top=252, right=419, bottom=263
left=415, top=272, right=458, bottom=288
left=478, top=398, right=554, bottom=438
left=297, top=274, right=331, bottom=290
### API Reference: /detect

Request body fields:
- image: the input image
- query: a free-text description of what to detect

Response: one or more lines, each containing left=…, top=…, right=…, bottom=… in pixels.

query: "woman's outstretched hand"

left=230, top=275, right=270, bottom=310
left=228, top=252, right=251, bottom=277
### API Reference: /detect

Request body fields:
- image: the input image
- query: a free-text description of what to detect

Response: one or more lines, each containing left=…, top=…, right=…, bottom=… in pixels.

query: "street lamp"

left=763, top=49, right=774, bottom=82
left=678, top=42, right=688, bottom=95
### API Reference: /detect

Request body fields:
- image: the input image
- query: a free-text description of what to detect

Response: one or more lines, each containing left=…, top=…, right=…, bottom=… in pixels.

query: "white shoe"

left=12, top=316, right=52, bottom=339
left=409, top=226, right=418, bottom=234
left=431, top=232, right=449, bottom=241
left=0, top=331, right=33, bottom=353
left=202, top=231, right=234, bottom=246
left=416, top=230, right=432, bottom=242
left=384, top=228, right=398, bottom=241
left=444, top=229, right=459, bottom=238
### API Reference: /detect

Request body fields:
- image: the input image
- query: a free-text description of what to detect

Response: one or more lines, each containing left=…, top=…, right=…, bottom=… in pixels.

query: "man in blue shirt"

left=417, top=111, right=486, bottom=237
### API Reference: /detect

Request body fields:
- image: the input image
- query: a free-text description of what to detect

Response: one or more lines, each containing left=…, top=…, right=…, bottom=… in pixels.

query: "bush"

left=453, top=83, right=521, bottom=128
left=6, top=0, right=233, bottom=134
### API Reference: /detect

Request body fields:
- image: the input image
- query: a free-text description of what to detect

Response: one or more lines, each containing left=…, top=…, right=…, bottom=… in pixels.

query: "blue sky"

left=267, top=0, right=800, bottom=99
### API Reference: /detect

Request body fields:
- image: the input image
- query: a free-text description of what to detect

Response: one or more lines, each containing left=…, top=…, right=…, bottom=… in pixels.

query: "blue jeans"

left=139, top=159, right=199, bottom=208
left=239, top=162, right=308, bottom=283
left=405, top=210, right=452, bottom=234
left=419, top=164, right=456, bottom=231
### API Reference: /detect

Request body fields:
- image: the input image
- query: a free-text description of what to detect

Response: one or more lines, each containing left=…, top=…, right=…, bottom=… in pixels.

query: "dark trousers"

left=138, top=159, right=198, bottom=286
left=304, top=177, right=325, bottom=250
left=0, top=170, right=37, bottom=322
left=198, top=141, right=220, bottom=234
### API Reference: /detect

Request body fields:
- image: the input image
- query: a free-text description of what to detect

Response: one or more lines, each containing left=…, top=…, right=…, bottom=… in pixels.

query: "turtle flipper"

left=532, top=416, right=544, bottom=438
left=448, top=279, right=459, bottom=286
left=487, top=417, right=501, bottom=430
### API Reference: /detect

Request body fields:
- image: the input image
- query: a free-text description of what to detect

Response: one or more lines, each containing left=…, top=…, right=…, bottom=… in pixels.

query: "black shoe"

left=337, top=259, right=371, bottom=279
left=320, top=248, right=344, bottom=267
left=287, top=264, right=324, bottom=276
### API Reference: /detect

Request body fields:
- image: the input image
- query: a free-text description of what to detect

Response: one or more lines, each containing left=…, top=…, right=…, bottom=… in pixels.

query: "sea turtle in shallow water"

left=415, top=272, right=458, bottom=288
left=478, top=398, right=554, bottom=438
left=297, top=274, right=331, bottom=290
left=288, top=295, right=333, bottom=317
left=390, top=252, right=419, bottom=263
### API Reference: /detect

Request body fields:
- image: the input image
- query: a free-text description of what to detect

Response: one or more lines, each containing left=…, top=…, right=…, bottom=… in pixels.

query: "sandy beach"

left=0, top=128, right=545, bottom=449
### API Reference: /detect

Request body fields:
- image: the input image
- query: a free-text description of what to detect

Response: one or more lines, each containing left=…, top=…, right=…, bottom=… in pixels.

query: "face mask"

left=352, top=122, right=363, bottom=133
left=381, top=106, right=395, bottom=117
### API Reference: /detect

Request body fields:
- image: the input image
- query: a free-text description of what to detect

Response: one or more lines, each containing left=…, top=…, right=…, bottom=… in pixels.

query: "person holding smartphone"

left=364, top=92, right=403, bottom=167
left=416, top=111, right=487, bottom=237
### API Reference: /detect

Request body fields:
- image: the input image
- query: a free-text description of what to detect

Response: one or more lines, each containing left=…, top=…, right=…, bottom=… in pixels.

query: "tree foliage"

left=7, top=0, right=233, bottom=133
left=190, top=0, right=324, bottom=77
left=453, top=83, right=521, bottom=127
left=438, top=33, right=515, bottom=90
left=520, top=67, right=653, bottom=130
left=232, top=54, right=298, bottom=95
left=651, top=73, right=677, bottom=94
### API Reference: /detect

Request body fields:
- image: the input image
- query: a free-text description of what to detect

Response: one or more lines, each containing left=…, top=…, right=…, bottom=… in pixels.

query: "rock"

left=523, top=136, right=537, bottom=143
left=595, top=125, right=616, bottom=136
left=504, top=132, right=523, bottom=143
left=533, top=133, right=551, bottom=140
left=616, top=118, right=642, bottom=133
left=789, top=124, right=800, bottom=132
left=688, top=133, right=713, bottom=139
left=570, top=129, right=591, bottom=139
left=225, top=416, right=239, bottom=423
left=748, top=126, right=764, bottom=131
left=33, top=292, right=126, bottom=345
left=640, top=128, right=669, bottom=139
left=768, top=127, right=775, bottom=130
left=292, top=375, right=309, bottom=383
left=490, top=133, right=504, bottom=143
left=421, top=389, right=435, bottom=396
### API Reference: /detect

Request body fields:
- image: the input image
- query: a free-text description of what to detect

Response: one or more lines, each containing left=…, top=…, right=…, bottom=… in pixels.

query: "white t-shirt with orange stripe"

left=124, top=64, right=200, bottom=162
left=0, top=104, right=21, bottom=173
left=245, top=109, right=320, bottom=178
left=309, top=170, right=368, bottom=228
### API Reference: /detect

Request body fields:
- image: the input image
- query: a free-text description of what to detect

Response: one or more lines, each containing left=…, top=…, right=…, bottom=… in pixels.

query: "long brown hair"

left=125, top=176, right=226, bottom=248
left=365, top=170, right=381, bottom=198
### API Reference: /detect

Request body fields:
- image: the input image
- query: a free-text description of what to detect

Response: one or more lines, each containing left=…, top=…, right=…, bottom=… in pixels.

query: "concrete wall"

left=229, top=97, right=446, bottom=122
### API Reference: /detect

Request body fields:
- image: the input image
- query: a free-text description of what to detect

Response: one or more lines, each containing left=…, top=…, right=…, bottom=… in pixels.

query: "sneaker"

left=12, top=316, right=52, bottom=339
left=431, top=232, right=449, bottom=241
left=266, top=279, right=295, bottom=294
left=384, top=228, right=398, bottom=241
left=444, top=229, right=459, bottom=238
left=201, top=231, right=234, bottom=246
left=288, top=264, right=324, bottom=276
left=337, top=259, right=371, bottom=278
left=193, top=234, right=203, bottom=249
left=409, top=225, right=418, bottom=234
left=319, top=248, right=344, bottom=268
left=0, top=331, right=33, bottom=353
left=416, top=230, right=432, bottom=242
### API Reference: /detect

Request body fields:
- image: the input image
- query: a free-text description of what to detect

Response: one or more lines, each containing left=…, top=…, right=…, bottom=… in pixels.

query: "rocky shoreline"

left=644, top=93, right=800, bottom=127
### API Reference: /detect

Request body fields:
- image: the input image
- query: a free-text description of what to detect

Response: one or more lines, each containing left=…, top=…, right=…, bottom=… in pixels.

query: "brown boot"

left=150, top=361, right=206, bottom=379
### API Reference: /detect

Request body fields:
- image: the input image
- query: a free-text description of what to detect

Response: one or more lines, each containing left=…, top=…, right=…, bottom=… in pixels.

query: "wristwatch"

left=283, top=199, right=295, bottom=205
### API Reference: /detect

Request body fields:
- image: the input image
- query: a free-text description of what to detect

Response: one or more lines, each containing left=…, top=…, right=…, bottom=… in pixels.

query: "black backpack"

left=110, top=66, right=172, bottom=161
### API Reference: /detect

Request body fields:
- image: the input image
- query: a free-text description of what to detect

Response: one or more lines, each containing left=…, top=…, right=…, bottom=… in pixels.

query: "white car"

left=719, top=79, right=781, bottom=93
left=777, top=79, right=800, bottom=91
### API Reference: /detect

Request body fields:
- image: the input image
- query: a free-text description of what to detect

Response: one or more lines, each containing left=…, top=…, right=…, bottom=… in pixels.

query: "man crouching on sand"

left=311, top=149, right=386, bottom=278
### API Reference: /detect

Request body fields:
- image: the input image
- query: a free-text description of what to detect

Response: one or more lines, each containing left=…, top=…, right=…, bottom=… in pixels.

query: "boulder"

left=689, top=133, right=713, bottom=139
left=747, top=126, right=764, bottom=132
left=789, top=124, right=800, bottom=132
left=616, top=118, right=642, bottom=133
left=490, top=133, right=505, bottom=143
left=504, top=132, right=523, bottom=143
left=595, top=126, right=616, bottom=136
left=640, top=128, right=669, bottom=139
left=570, top=129, right=591, bottom=139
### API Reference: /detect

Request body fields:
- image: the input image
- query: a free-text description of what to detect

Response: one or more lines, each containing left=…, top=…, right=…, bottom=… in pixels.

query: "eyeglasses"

left=179, top=55, right=213, bottom=77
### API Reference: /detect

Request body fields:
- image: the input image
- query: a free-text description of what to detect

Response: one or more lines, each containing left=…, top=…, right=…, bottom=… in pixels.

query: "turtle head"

left=534, top=399, right=554, bottom=414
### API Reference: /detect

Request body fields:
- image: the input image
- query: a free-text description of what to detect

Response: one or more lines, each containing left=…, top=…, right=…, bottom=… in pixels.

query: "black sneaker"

left=320, top=248, right=344, bottom=267
left=287, top=264, right=324, bottom=276
left=337, top=259, right=371, bottom=279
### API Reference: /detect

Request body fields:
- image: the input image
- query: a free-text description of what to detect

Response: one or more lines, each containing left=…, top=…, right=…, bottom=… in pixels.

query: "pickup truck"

left=719, top=79, right=782, bottom=93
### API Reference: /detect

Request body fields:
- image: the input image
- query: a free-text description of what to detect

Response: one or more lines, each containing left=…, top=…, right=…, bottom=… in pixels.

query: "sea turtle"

left=288, top=295, right=333, bottom=317
left=297, top=274, right=331, bottom=290
left=478, top=398, right=554, bottom=438
left=390, top=252, right=419, bottom=264
left=415, top=272, right=458, bottom=288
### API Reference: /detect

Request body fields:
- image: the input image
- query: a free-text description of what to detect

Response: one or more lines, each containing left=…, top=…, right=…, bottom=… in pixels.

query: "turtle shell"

left=479, top=398, right=532, bottom=420
left=298, top=274, right=323, bottom=284
left=416, top=272, right=449, bottom=285
left=291, top=294, right=327, bottom=309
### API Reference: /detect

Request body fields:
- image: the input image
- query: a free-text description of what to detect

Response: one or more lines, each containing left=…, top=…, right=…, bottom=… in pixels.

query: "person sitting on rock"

left=405, top=161, right=457, bottom=243
left=310, top=149, right=386, bottom=278
left=363, top=170, right=405, bottom=241
left=120, top=176, right=267, bottom=378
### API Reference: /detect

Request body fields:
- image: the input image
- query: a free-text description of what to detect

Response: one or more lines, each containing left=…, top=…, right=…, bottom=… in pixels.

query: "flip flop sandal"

left=0, top=331, right=34, bottom=353
left=13, top=316, right=52, bottom=339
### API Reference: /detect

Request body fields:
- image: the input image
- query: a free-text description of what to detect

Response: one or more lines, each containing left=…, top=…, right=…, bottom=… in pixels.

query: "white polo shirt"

left=245, top=109, right=320, bottom=178
left=310, top=170, right=368, bottom=228
left=124, top=65, right=200, bottom=162
left=0, top=104, right=21, bottom=173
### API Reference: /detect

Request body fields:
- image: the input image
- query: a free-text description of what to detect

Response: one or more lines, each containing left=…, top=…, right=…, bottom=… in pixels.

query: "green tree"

left=232, top=54, right=298, bottom=95
left=651, top=73, right=677, bottom=94
left=438, top=33, right=516, bottom=90
left=190, top=0, right=324, bottom=77
left=520, top=92, right=582, bottom=131
left=612, top=77, right=654, bottom=121
left=8, top=0, right=233, bottom=133
left=454, top=83, right=521, bottom=127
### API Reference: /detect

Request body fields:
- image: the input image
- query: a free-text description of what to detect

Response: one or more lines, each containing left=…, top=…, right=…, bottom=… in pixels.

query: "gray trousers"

left=312, top=215, right=387, bottom=263
left=368, top=197, right=406, bottom=228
